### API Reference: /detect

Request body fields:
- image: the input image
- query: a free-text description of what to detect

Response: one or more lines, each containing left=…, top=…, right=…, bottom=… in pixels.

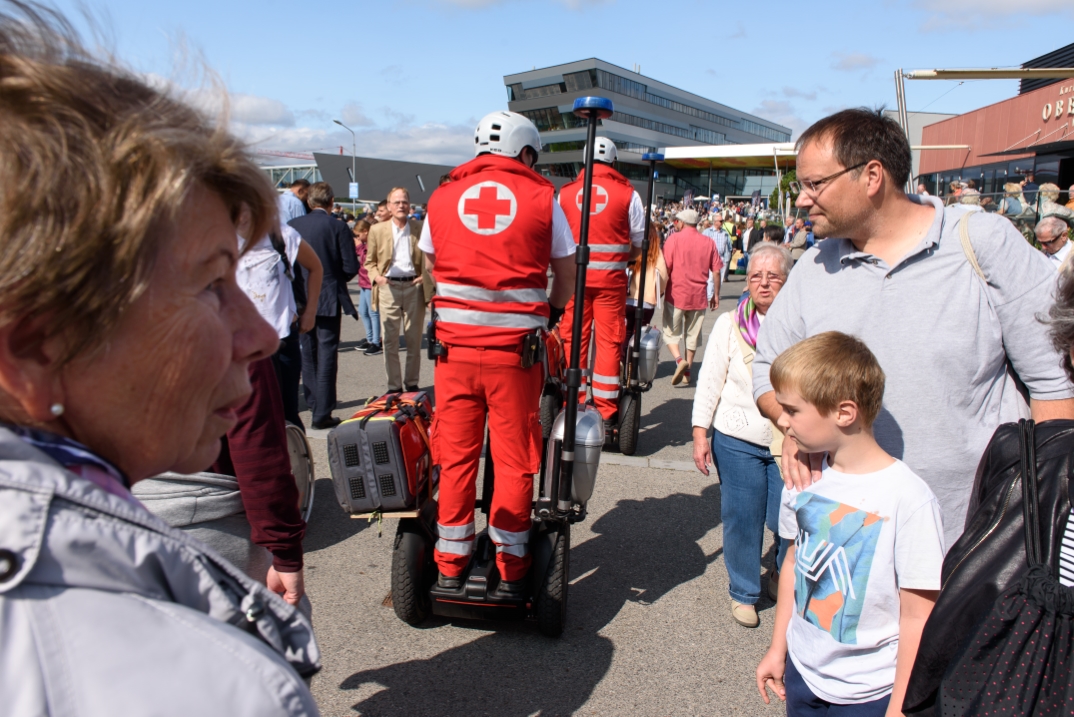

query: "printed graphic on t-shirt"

left=793, top=492, right=884, bottom=645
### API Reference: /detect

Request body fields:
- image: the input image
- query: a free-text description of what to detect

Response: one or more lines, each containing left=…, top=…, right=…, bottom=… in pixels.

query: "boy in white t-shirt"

left=755, top=332, right=945, bottom=716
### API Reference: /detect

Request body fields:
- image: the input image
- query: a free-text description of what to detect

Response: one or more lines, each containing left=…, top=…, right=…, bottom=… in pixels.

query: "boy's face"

left=775, top=388, right=849, bottom=455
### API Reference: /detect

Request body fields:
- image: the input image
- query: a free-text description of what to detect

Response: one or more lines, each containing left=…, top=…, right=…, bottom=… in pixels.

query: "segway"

left=596, top=153, right=664, bottom=456
left=392, top=96, right=614, bottom=637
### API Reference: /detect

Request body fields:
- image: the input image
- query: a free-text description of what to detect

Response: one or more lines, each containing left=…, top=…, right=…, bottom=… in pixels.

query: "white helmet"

left=586, top=137, right=617, bottom=164
left=474, top=111, right=541, bottom=158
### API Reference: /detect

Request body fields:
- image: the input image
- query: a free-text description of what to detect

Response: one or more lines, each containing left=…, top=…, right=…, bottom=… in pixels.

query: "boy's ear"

left=834, top=399, right=859, bottom=429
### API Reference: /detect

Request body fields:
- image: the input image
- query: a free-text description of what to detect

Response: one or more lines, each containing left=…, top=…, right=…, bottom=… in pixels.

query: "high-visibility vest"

left=558, top=163, right=634, bottom=289
left=427, top=154, right=554, bottom=349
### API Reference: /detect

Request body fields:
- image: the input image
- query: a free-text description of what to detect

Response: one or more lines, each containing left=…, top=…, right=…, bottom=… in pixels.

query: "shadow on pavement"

left=338, top=483, right=723, bottom=716
left=632, top=397, right=694, bottom=456
left=303, top=478, right=370, bottom=553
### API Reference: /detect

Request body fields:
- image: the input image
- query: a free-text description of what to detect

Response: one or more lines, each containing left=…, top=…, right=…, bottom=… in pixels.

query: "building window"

left=741, top=120, right=790, bottom=142
left=543, top=140, right=586, bottom=153
left=612, top=111, right=727, bottom=145
left=519, top=107, right=585, bottom=132
left=593, top=69, right=743, bottom=131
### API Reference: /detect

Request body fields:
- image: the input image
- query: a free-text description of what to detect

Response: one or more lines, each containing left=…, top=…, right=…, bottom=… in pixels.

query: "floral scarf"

left=735, top=292, right=760, bottom=349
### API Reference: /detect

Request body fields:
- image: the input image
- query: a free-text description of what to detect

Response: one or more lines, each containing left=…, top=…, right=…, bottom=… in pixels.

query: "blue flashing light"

left=642, top=152, right=665, bottom=162
left=571, top=96, right=614, bottom=120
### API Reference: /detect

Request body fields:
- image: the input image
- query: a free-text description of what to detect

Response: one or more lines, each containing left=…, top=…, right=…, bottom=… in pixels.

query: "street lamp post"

left=333, top=119, right=357, bottom=215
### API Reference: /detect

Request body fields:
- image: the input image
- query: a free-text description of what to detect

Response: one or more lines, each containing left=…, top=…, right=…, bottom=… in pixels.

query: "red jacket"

left=558, top=163, right=634, bottom=289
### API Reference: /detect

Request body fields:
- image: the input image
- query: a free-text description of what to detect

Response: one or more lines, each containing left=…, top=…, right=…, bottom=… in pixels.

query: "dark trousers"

left=784, top=657, right=890, bottom=716
left=299, top=313, right=342, bottom=424
left=272, top=326, right=304, bottom=430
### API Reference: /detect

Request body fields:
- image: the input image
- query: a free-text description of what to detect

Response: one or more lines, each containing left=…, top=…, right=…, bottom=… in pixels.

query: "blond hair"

left=388, top=186, right=410, bottom=202
left=770, top=331, right=885, bottom=427
left=1039, top=183, right=1061, bottom=202
left=0, top=3, right=276, bottom=366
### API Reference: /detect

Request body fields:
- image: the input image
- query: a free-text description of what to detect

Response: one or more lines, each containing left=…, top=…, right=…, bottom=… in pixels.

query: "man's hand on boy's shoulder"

left=782, top=435, right=825, bottom=491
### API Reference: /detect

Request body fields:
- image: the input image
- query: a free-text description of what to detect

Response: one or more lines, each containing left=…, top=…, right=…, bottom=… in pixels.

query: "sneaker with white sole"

left=731, top=600, right=759, bottom=628
left=672, top=359, right=689, bottom=385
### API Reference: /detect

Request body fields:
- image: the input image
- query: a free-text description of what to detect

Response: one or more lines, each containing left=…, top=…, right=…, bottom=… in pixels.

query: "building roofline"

left=504, top=57, right=791, bottom=135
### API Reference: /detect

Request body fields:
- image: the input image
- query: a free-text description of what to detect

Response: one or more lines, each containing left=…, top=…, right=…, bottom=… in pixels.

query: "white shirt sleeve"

left=778, top=486, right=799, bottom=541
left=551, top=199, right=577, bottom=259
left=418, top=217, right=434, bottom=254
left=628, top=191, right=646, bottom=247
left=280, top=224, right=302, bottom=267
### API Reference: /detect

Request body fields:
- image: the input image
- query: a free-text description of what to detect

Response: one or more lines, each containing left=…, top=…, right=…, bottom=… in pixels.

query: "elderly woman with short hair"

left=0, top=7, right=319, bottom=715
left=692, top=243, right=793, bottom=628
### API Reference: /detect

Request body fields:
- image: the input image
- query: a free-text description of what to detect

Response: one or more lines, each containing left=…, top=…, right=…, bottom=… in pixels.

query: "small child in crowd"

left=756, top=332, right=945, bottom=716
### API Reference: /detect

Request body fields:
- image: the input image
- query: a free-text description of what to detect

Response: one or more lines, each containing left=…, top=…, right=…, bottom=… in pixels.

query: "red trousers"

left=559, top=285, right=626, bottom=420
left=432, top=346, right=542, bottom=582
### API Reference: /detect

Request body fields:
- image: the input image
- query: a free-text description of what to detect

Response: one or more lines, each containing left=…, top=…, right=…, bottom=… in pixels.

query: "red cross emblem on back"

left=457, top=181, right=517, bottom=235
left=575, top=184, right=609, bottom=215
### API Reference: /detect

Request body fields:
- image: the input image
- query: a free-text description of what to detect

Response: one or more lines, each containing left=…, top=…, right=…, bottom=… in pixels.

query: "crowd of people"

left=4, top=4, right=1074, bottom=716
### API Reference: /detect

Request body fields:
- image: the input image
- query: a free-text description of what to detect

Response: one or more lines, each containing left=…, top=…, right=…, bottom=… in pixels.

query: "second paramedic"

left=418, top=111, right=576, bottom=595
left=556, top=138, right=645, bottom=431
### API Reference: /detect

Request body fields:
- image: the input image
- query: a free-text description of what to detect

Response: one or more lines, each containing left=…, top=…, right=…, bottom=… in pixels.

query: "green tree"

left=769, top=170, right=796, bottom=222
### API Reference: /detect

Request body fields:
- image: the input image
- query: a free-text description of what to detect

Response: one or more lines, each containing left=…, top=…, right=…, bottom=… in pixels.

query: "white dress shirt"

left=386, top=220, right=416, bottom=277
left=1047, top=239, right=1072, bottom=270
left=628, top=191, right=646, bottom=247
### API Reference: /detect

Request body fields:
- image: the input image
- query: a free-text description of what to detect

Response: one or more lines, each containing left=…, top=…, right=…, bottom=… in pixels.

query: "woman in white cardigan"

left=691, top=243, right=792, bottom=628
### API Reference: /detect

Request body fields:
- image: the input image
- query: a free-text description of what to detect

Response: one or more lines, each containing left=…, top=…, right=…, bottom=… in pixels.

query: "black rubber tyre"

left=540, top=388, right=561, bottom=439
left=285, top=422, right=315, bottom=522
left=618, top=392, right=641, bottom=456
left=536, top=523, right=570, bottom=637
left=391, top=519, right=433, bottom=626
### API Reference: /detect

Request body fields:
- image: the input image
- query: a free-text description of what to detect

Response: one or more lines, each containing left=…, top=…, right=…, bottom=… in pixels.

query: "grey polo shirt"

left=753, top=195, right=1073, bottom=549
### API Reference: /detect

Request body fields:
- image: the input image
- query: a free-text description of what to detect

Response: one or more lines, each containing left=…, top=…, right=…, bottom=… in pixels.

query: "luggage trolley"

left=607, top=152, right=664, bottom=456
left=325, top=97, right=614, bottom=637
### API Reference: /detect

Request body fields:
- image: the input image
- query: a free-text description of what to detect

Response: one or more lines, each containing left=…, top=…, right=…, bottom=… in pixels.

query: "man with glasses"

left=366, top=187, right=431, bottom=392
left=1036, top=216, right=1072, bottom=270
left=752, top=108, right=1074, bottom=551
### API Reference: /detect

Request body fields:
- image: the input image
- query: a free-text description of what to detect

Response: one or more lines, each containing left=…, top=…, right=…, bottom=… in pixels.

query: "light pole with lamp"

left=333, top=119, right=358, bottom=215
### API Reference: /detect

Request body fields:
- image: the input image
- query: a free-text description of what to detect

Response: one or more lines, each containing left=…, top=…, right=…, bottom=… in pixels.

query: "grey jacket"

left=0, top=429, right=321, bottom=716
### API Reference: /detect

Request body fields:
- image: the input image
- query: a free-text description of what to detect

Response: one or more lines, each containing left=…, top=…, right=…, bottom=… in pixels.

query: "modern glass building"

left=504, top=59, right=792, bottom=200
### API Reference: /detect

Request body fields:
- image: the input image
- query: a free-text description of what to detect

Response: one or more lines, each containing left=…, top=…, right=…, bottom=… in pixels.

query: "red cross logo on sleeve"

left=457, top=181, right=518, bottom=235
left=575, top=184, right=609, bottom=215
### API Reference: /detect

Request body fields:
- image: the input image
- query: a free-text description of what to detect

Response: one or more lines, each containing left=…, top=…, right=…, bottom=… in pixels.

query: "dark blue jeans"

left=711, top=429, right=788, bottom=604
left=785, top=657, right=891, bottom=716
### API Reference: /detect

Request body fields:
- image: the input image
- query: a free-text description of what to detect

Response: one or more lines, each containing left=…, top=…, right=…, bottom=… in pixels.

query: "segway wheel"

left=391, top=519, right=433, bottom=626
left=285, top=422, right=316, bottom=522
left=617, top=392, right=642, bottom=456
left=536, top=522, right=570, bottom=637
left=540, top=388, right=561, bottom=439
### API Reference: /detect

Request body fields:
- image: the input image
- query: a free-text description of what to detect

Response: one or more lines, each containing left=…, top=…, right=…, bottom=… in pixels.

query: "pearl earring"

left=50, top=403, right=64, bottom=417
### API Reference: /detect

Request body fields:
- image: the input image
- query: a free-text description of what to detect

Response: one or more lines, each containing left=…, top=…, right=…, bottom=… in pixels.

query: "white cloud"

left=751, top=100, right=810, bottom=140
left=230, top=94, right=294, bottom=126
left=340, top=102, right=375, bottom=127
left=914, top=0, right=1073, bottom=29
left=782, top=86, right=819, bottom=101
left=831, top=53, right=881, bottom=72
left=238, top=121, right=475, bottom=167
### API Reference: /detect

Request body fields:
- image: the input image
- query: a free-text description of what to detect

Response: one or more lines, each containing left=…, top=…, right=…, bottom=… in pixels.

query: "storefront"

left=919, top=79, right=1074, bottom=201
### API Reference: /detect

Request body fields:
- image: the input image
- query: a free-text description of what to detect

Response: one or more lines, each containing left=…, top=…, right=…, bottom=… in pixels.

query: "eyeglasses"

left=790, top=161, right=868, bottom=197
left=748, top=272, right=785, bottom=285
left=1039, top=235, right=1066, bottom=247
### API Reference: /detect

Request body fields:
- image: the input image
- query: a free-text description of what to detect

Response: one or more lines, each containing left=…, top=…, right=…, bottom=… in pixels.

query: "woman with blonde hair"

left=1039, top=182, right=1074, bottom=227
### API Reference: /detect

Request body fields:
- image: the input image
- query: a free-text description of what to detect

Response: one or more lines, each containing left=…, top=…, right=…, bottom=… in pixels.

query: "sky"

left=48, top=0, right=1074, bottom=166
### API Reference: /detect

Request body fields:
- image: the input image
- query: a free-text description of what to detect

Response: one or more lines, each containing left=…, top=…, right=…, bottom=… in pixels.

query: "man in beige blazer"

left=365, top=187, right=434, bottom=391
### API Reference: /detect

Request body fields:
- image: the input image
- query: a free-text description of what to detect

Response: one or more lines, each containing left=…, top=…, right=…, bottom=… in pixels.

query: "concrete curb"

left=305, top=430, right=704, bottom=475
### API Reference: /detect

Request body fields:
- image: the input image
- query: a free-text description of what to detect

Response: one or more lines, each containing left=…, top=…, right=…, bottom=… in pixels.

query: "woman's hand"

left=756, top=649, right=787, bottom=705
left=692, top=426, right=713, bottom=476
left=781, top=435, right=824, bottom=491
left=267, top=566, right=305, bottom=606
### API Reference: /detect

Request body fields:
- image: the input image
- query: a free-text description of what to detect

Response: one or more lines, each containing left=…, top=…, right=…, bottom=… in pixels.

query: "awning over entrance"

left=660, top=142, right=797, bottom=170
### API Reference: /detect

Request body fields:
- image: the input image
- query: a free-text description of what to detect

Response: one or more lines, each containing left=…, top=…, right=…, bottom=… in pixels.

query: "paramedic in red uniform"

left=556, top=138, right=645, bottom=430
left=418, top=111, right=577, bottom=595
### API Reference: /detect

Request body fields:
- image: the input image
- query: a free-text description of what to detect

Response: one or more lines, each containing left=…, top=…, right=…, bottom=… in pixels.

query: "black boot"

left=437, top=572, right=462, bottom=590
left=494, top=579, right=527, bottom=599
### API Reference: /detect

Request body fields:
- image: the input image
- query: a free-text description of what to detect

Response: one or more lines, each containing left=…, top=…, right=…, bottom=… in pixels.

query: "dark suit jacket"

left=288, top=209, right=358, bottom=318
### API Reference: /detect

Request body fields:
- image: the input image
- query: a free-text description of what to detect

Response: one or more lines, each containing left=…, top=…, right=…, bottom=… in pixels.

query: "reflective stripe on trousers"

left=436, top=521, right=475, bottom=557
left=489, top=525, right=529, bottom=558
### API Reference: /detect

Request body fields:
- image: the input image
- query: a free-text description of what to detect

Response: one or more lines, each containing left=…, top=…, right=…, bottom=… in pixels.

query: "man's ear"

left=0, top=315, right=66, bottom=424
left=834, top=399, right=860, bottom=429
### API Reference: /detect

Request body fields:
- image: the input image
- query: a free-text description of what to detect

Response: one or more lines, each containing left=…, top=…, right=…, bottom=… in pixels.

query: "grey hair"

left=1049, top=259, right=1074, bottom=382
left=1037, top=216, right=1068, bottom=240
left=747, top=242, right=793, bottom=277
left=1039, top=183, right=1061, bottom=202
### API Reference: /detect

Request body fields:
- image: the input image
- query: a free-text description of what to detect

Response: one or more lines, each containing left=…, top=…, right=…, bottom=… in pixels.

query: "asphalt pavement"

left=299, top=273, right=787, bottom=716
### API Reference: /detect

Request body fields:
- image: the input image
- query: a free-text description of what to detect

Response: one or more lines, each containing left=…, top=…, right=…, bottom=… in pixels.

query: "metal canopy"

left=660, top=142, right=797, bottom=170
left=905, top=68, right=1074, bottom=80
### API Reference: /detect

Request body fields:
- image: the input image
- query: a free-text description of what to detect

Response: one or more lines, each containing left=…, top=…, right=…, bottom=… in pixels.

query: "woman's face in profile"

left=60, top=185, right=278, bottom=481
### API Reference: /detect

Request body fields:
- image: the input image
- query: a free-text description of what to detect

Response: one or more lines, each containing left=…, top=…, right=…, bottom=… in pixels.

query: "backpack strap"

left=958, top=214, right=985, bottom=281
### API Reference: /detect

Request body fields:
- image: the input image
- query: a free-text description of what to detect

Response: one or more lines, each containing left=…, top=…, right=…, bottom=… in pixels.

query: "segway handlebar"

left=629, top=152, right=663, bottom=388
left=554, top=95, right=613, bottom=514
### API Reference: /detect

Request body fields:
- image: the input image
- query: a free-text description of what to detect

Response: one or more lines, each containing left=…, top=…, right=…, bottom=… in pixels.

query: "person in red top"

left=418, top=111, right=577, bottom=594
left=557, top=138, right=646, bottom=429
left=662, top=208, right=723, bottom=386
